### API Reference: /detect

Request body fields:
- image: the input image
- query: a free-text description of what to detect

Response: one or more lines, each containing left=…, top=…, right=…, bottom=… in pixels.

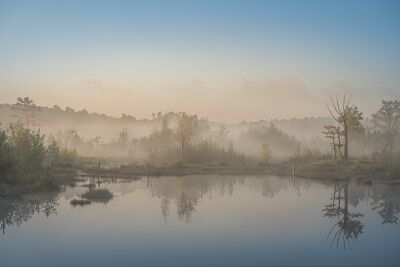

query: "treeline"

left=0, top=99, right=333, bottom=143
left=0, top=102, right=139, bottom=124
left=2, top=95, right=400, bottom=182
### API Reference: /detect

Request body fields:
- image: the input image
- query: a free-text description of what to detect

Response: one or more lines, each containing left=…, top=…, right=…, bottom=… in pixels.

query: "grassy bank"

left=2, top=157, right=398, bottom=199
left=0, top=164, right=79, bottom=198
left=81, top=158, right=399, bottom=182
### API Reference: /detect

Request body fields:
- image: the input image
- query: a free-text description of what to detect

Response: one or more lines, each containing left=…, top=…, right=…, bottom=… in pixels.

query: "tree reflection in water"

left=177, top=191, right=197, bottom=223
left=371, top=184, right=400, bottom=225
left=0, top=192, right=59, bottom=235
left=323, top=183, right=364, bottom=250
left=374, top=201, right=399, bottom=224
left=160, top=198, right=170, bottom=223
left=327, top=180, right=400, bottom=248
left=1, top=176, right=400, bottom=241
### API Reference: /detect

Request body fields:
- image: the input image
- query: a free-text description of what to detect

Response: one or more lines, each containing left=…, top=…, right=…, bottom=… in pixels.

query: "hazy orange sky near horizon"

left=1, top=0, right=399, bottom=122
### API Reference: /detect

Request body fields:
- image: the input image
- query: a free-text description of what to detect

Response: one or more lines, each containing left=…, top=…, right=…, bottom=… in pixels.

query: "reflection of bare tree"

left=323, top=183, right=364, bottom=250
left=0, top=194, right=59, bottom=235
left=176, top=191, right=197, bottom=223
left=161, top=198, right=170, bottom=223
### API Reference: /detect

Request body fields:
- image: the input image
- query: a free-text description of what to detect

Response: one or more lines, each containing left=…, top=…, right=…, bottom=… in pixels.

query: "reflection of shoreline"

left=1, top=176, right=399, bottom=238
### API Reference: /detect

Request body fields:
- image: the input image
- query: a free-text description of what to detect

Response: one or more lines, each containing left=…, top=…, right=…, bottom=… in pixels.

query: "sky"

left=0, top=0, right=399, bottom=122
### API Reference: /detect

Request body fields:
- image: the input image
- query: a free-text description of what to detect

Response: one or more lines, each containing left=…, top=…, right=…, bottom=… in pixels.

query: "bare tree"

left=147, top=127, right=160, bottom=166
left=11, top=97, right=40, bottom=128
left=160, top=198, right=170, bottom=223
left=322, top=125, right=343, bottom=160
left=326, top=95, right=363, bottom=162
left=175, top=112, right=200, bottom=162
left=262, top=142, right=271, bottom=162
left=177, top=191, right=197, bottom=223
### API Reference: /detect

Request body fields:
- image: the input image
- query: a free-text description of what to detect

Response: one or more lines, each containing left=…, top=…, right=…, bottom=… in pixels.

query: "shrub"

left=81, top=189, right=114, bottom=203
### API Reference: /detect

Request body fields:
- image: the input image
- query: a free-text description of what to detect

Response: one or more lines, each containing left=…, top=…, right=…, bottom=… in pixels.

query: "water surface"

left=1, top=175, right=399, bottom=266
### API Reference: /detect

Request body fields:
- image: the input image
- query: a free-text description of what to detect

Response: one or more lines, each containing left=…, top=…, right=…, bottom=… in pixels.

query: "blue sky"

left=0, top=0, right=399, bottom=120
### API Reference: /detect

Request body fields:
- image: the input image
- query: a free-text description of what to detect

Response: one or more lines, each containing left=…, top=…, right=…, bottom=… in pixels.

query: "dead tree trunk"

left=344, top=123, right=349, bottom=162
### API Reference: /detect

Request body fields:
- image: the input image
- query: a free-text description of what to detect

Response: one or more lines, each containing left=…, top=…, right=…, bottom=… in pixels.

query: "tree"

left=64, top=128, right=82, bottom=149
left=216, top=125, right=229, bottom=142
left=11, top=97, right=40, bottom=128
left=118, top=128, right=129, bottom=146
left=322, top=125, right=343, bottom=160
left=175, top=112, right=200, bottom=162
left=371, top=100, right=400, bottom=156
left=262, top=142, right=271, bottom=162
left=46, top=139, right=60, bottom=165
left=146, top=128, right=160, bottom=166
left=0, top=124, right=13, bottom=181
left=177, top=190, right=197, bottom=223
left=326, top=95, right=363, bottom=162
left=7, top=121, right=46, bottom=176
left=161, top=114, right=170, bottom=133
left=241, top=122, right=298, bottom=159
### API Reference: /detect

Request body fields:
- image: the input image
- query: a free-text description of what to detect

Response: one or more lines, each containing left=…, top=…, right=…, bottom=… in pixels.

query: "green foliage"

left=7, top=121, right=45, bottom=177
left=345, top=106, right=364, bottom=134
left=0, top=127, right=14, bottom=181
left=0, top=122, right=78, bottom=184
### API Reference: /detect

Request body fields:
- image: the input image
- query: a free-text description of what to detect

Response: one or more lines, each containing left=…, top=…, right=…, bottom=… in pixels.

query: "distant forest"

left=0, top=102, right=331, bottom=150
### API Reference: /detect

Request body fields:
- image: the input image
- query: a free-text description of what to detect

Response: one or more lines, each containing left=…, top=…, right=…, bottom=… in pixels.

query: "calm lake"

left=1, top=175, right=399, bottom=267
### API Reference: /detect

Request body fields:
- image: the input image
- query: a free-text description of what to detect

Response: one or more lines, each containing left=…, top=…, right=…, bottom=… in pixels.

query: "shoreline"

left=1, top=159, right=399, bottom=199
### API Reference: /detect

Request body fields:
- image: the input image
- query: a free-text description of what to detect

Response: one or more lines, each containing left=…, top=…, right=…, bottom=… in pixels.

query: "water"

left=1, top=175, right=399, bottom=266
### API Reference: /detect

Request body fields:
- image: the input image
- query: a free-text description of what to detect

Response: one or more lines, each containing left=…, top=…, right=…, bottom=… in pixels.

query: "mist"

left=1, top=1, right=400, bottom=266
left=0, top=95, right=397, bottom=165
